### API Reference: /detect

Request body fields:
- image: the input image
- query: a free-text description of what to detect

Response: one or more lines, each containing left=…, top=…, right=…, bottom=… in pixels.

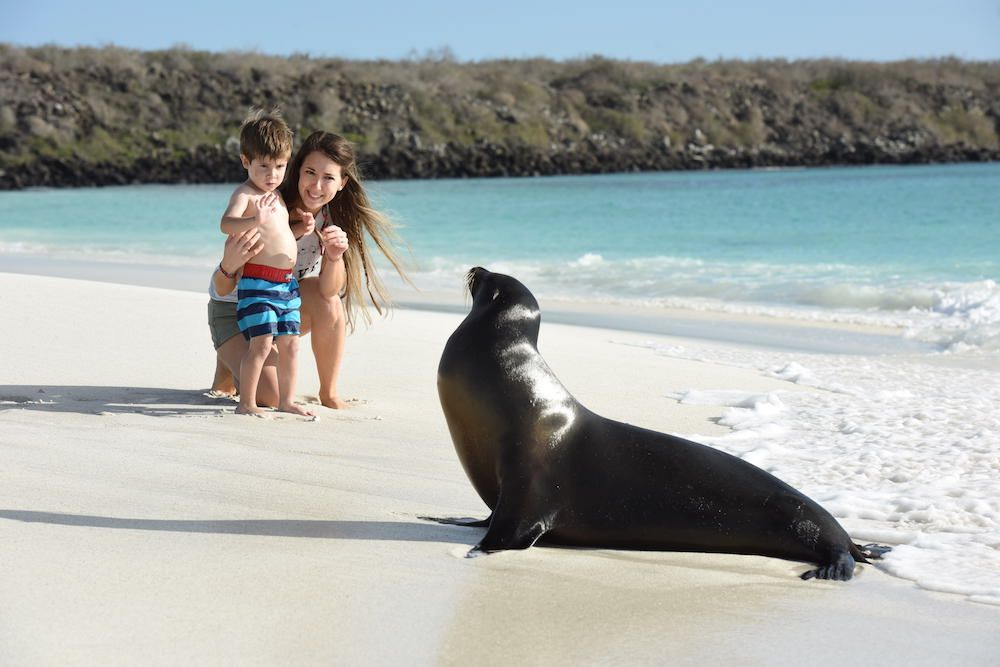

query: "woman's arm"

left=318, top=224, right=349, bottom=298
left=213, top=228, right=263, bottom=296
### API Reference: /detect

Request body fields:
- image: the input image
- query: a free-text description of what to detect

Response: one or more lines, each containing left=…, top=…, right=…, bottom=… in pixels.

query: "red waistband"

left=243, top=263, right=293, bottom=283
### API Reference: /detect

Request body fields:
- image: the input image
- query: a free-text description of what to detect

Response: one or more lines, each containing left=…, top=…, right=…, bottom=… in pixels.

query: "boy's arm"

left=289, top=208, right=316, bottom=240
left=220, top=189, right=257, bottom=235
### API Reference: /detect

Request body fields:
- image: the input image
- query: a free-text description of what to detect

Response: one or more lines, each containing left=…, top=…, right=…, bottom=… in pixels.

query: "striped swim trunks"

left=236, top=265, right=301, bottom=340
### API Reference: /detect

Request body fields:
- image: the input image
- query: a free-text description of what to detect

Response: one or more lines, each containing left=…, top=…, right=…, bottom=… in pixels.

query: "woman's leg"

left=210, top=355, right=237, bottom=396
left=216, top=334, right=280, bottom=407
left=298, top=277, right=348, bottom=409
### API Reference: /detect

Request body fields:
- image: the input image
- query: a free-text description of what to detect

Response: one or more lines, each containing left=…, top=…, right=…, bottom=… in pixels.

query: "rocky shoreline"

left=2, top=46, right=998, bottom=189
left=6, top=139, right=996, bottom=190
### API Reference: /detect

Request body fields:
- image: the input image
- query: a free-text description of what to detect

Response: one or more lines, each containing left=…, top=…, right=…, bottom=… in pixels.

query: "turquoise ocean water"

left=1, top=163, right=998, bottom=351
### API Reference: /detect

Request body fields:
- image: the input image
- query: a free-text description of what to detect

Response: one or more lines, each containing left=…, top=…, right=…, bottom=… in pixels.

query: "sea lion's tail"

left=852, top=542, right=892, bottom=563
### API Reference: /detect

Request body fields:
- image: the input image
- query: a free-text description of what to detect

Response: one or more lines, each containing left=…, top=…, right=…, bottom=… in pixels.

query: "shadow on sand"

left=0, top=509, right=474, bottom=544
left=0, top=385, right=233, bottom=417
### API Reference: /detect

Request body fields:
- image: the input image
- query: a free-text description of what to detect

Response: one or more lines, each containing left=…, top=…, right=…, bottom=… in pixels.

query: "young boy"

left=221, top=109, right=313, bottom=417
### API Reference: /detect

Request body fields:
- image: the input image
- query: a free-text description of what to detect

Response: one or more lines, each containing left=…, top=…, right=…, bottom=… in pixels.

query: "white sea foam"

left=625, top=338, right=1000, bottom=604
left=570, top=253, right=604, bottom=267
left=905, top=280, right=1000, bottom=353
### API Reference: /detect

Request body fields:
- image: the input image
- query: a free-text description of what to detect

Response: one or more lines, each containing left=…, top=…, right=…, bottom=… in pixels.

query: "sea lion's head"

left=465, top=267, right=541, bottom=340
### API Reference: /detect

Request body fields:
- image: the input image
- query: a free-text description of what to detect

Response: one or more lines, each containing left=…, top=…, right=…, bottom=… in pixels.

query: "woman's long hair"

left=280, top=131, right=410, bottom=330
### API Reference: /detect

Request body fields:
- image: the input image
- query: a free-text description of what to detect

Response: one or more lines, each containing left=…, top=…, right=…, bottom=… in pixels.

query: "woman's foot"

left=212, top=358, right=238, bottom=396
left=279, top=401, right=316, bottom=417
left=206, top=389, right=237, bottom=399
left=320, top=394, right=348, bottom=410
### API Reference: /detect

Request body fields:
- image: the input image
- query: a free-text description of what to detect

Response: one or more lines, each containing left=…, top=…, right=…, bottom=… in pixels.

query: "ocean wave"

left=4, top=240, right=997, bottom=353
left=400, top=255, right=1000, bottom=353
left=905, top=281, right=1000, bottom=353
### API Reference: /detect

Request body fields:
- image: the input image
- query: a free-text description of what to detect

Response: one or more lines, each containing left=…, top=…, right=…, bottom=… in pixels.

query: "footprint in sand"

left=234, top=410, right=274, bottom=420
left=302, top=396, right=368, bottom=409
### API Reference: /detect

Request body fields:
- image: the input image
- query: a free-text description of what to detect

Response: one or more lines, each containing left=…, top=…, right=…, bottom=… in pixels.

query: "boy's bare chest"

left=257, top=207, right=291, bottom=237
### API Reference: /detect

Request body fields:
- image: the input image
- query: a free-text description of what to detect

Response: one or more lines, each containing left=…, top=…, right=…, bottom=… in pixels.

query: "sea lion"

left=430, top=267, right=888, bottom=580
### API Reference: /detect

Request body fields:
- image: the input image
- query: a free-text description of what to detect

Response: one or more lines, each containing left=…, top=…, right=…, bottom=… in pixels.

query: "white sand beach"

left=1, top=271, right=998, bottom=666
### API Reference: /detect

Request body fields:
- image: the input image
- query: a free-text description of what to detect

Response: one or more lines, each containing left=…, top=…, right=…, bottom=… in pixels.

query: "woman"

left=208, top=131, right=409, bottom=409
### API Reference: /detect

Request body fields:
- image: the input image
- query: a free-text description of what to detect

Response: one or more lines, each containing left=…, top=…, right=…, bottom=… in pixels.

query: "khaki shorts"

left=207, top=299, right=240, bottom=350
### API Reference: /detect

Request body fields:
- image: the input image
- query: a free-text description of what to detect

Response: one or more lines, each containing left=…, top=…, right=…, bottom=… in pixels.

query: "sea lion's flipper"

left=419, top=514, right=492, bottom=528
left=472, top=515, right=549, bottom=554
left=800, top=549, right=857, bottom=581
left=471, top=481, right=552, bottom=553
left=857, top=542, right=892, bottom=560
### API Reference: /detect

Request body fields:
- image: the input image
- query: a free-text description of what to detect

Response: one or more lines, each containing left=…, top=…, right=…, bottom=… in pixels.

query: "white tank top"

left=208, top=272, right=238, bottom=303
left=294, top=207, right=327, bottom=281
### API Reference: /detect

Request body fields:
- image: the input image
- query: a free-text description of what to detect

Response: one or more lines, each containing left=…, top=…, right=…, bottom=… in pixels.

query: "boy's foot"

left=319, top=394, right=349, bottom=410
left=279, top=402, right=316, bottom=417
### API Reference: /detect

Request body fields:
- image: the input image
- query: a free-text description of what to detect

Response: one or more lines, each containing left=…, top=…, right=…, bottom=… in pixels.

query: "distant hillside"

left=1, top=45, right=998, bottom=188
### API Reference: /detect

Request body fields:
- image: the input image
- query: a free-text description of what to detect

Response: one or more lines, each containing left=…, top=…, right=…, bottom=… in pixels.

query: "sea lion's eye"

left=492, top=289, right=500, bottom=301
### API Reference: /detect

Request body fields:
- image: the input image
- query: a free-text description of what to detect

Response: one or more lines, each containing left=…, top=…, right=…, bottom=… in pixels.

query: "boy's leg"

left=275, top=334, right=314, bottom=416
left=237, top=335, right=273, bottom=415
left=217, top=334, right=279, bottom=406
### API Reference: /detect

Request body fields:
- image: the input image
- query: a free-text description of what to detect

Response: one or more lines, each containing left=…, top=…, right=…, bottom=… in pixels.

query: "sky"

left=2, top=0, right=998, bottom=63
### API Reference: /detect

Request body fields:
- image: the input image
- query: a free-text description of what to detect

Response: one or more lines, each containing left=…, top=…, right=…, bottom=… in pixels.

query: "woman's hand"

left=319, top=224, right=349, bottom=260
left=222, top=228, right=263, bottom=275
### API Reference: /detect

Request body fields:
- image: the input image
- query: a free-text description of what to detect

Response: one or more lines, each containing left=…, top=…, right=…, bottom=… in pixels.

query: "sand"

left=1, top=271, right=998, bottom=666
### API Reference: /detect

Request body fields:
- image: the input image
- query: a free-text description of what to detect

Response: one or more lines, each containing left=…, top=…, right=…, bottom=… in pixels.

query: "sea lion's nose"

left=466, top=266, right=489, bottom=294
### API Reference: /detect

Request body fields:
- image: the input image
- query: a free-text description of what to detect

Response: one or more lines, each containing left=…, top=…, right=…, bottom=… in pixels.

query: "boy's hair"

left=239, top=108, right=293, bottom=160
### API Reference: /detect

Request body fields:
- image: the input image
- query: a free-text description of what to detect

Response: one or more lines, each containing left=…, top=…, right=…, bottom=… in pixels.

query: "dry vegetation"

left=1, top=44, right=998, bottom=187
